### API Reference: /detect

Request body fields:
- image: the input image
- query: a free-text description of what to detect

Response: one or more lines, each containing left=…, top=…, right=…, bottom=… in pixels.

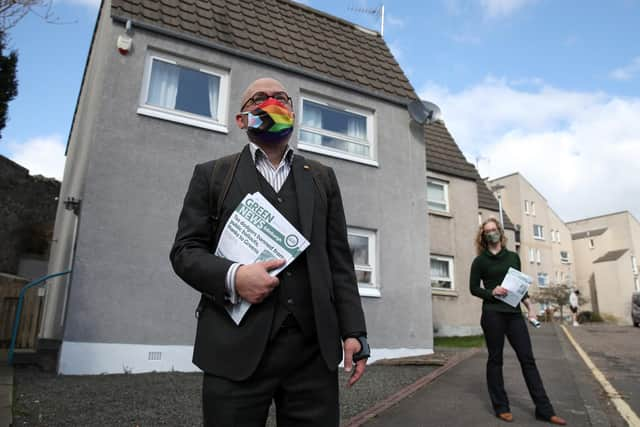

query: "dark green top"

left=469, top=248, right=528, bottom=313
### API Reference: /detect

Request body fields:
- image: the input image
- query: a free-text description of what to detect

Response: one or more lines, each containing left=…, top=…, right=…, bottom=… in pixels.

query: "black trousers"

left=480, top=310, right=555, bottom=419
left=202, top=322, right=338, bottom=427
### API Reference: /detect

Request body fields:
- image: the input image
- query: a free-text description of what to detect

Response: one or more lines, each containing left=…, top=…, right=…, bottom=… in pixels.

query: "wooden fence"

left=0, top=273, right=43, bottom=350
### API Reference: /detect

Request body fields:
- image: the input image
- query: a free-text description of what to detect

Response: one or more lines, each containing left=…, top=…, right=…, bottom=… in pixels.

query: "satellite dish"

left=408, top=99, right=442, bottom=124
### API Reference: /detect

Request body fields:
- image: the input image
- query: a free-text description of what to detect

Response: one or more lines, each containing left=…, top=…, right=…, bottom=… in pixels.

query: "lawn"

left=434, top=335, right=485, bottom=348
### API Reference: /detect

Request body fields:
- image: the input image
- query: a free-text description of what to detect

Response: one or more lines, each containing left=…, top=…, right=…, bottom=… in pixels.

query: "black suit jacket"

left=170, top=145, right=367, bottom=380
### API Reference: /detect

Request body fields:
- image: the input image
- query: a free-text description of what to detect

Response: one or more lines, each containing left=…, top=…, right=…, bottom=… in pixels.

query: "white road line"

left=561, top=325, right=640, bottom=427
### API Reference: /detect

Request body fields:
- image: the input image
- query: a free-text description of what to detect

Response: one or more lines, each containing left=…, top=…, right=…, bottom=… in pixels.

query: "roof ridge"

left=278, top=0, right=382, bottom=38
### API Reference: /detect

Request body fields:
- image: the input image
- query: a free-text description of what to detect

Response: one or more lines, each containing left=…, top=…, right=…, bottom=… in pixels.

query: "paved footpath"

left=358, top=323, right=618, bottom=427
left=0, top=350, right=12, bottom=427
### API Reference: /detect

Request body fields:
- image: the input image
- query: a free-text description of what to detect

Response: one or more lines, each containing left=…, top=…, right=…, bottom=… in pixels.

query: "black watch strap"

left=353, top=336, right=370, bottom=362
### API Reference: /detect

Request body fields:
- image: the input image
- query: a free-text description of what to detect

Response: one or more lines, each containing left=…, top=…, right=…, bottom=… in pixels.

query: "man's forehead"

left=241, top=78, right=287, bottom=106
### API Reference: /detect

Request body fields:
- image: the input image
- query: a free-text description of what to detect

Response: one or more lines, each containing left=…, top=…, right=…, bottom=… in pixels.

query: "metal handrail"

left=8, top=270, right=72, bottom=365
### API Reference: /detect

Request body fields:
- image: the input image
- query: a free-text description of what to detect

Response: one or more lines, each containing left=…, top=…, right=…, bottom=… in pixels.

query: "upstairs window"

left=533, top=224, right=544, bottom=240
left=560, top=251, right=570, bottom=263
left=298, top=96, right=375, bottom=165
left=427, top=178, right=449, bottom=213
left=524, top=200, right=530, bottom=215
left=537, top=272, right=548, bottom=287
left=138, top=54, right=229, bottom=132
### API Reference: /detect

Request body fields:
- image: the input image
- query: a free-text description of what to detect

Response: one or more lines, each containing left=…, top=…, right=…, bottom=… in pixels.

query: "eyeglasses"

left=241, top=91, right=292, bottom=110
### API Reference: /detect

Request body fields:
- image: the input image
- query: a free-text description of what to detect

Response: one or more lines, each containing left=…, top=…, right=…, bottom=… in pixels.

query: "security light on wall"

left=408, top=100, right=442, bottom=125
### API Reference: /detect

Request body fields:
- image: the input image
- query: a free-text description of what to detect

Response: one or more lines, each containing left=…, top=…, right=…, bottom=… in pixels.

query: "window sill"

left=297, top=143, right=379, bottom=167
left=428, top=210, right=452, bottom=218
left=358, top=286, right=381, bottom=298
left=432, top=288, right=457, bottom=297
left=534, top=237, right=545, bottom=241
left=137, top=106, right=229, bottom=133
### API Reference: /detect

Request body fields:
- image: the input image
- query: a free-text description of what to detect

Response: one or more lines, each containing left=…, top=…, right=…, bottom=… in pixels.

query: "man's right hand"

left=235, top=259, right=286, bottom=304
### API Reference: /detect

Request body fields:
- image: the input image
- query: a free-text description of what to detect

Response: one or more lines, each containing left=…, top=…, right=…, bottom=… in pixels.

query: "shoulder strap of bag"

left=208, top=152, right=241, bottom=235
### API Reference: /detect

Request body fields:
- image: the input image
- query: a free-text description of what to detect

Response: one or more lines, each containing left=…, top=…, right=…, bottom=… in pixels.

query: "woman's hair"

left=475, top=217, right=508, bottom=255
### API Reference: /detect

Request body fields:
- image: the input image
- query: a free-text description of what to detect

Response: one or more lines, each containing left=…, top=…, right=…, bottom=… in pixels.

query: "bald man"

left=170, top=78, right=368, bottom=427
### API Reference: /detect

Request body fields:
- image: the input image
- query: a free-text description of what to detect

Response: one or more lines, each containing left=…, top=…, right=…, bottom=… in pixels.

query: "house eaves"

left=571, top=228, right=608, bottom=240
left=593, top=249, right=629, bottom=264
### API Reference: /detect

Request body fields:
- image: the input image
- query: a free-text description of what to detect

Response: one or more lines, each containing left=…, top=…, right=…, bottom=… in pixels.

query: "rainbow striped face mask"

left=242, top=98, right=294, bottom=144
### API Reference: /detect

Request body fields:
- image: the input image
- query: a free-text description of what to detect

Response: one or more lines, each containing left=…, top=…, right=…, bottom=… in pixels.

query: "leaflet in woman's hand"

left=495, top=267, right=532, bottom=307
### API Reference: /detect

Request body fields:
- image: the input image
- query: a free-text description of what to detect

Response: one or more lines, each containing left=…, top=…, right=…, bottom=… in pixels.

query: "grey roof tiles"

left=111, top=0, right=417, bottom=100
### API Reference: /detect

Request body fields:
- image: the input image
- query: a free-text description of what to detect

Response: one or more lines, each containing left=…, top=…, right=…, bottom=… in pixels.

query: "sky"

left=2, top=0, right=640, bottom=222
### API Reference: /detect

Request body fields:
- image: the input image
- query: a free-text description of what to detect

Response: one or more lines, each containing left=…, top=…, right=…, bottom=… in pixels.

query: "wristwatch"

left=352, top=336, right=370, bottom=362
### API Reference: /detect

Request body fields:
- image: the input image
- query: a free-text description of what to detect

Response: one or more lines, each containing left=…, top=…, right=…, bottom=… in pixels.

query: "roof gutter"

left=111, top=15, right=415, bottom=108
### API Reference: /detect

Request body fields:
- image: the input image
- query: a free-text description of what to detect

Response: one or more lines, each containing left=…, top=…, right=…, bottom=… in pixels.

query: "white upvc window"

left=588, top=239, right=595, bottom=249
left=533, top=224, right=544, bottom=240
left=536, top=248, right=542, bottom=264
left=556, top=230, right=561, bottom=243
left=537, top=272, right=548, bottom=287
left=550, top=229, right=555, bottom=242
left=531, top=201, right=536, bottom=216
left=635, top=277, right=640, bottom=292
left=298, top=95, right=376, bottom=166
left=427, top=178, right=449, bottom=213
left=524, top=200, right=530, bottom=215
left=347, top=227, right=379, bottom=297
left=430, top=255, right=454, bottom=290
left=560, top=251, right=570, bottom=264
left=138, top=53, right=229, bottom=132
left=555, top=271, right=561, bottom=282
left=631, top=255, right=638, bottom=275
left=529, top=247, right=535, bottom=263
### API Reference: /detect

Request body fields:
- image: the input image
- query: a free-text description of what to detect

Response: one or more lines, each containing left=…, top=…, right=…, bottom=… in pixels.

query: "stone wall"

left=0, top=155, right=60, bottom=274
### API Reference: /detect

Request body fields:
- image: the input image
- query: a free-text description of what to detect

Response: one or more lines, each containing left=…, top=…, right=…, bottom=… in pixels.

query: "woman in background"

left=470, top=217, right=566, bottom=425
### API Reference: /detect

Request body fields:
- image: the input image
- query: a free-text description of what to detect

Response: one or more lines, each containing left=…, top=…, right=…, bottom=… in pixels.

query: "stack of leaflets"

left=215, top=192, right=310, bottom=325
left=495, top=267, right=532, bottom=308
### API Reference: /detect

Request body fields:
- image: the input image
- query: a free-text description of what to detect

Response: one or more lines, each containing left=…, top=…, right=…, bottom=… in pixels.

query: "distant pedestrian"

left=569, top=289, right=580, bottom=326
left=470, top=217, right=567, bottom=425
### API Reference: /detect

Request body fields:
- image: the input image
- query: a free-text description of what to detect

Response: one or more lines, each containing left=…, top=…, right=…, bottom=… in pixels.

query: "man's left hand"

left=343, top=337, right=367, bottom=387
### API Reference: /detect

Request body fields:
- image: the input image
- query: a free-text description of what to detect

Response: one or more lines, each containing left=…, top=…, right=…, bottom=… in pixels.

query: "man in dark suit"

left=170, top=77, right=368, bottom=427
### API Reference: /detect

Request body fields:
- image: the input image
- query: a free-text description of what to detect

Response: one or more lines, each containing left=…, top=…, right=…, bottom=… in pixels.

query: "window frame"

left=533, top=224, right=544, bottom=240
left=427, top=177, right=450, bottom=213
left=297, top=94, right=377, bottom=166
left=529, top=247, right=535, bottom=263
left=631, top=255, right=638, bottom=275
left=560, top=250, right=570, bottom=264
left=524, top=200, right=530, bottom=215
left=430, top=255, right=455, bottom=291
left=347, top=227, right=379, bottom=297
left=536, top=248, right=542, bottom=264
left=531, top=201, right=536, bottom=216
left=537, top=272, right=548, bottom=287
left=588, top=239, right=595, bottom=249
left=137, top=53, right=230, bottom=133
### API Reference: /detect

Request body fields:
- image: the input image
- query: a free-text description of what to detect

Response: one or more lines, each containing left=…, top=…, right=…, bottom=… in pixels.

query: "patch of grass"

left=434, top=335, right=485, bottom=348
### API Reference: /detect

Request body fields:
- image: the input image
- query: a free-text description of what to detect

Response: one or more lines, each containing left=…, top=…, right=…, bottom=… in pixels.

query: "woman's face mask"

left=241, top=98, right=294, bottom=144
left=484, top=230, right=501, bottom=244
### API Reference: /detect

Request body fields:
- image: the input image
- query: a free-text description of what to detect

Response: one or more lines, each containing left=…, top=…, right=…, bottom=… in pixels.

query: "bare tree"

left=0, top=0, right=56, bottom=31
left=531, top=283, right=588, bottom=322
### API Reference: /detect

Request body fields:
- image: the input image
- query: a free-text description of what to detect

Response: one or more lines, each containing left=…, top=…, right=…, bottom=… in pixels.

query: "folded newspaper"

left=495, top=267, right=532, bottom=308
left=215, top=192, right=310, bottom=325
